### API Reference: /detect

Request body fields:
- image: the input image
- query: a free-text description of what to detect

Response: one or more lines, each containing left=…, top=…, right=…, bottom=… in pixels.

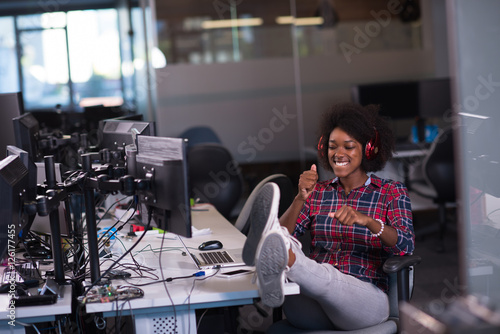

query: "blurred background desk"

left=392, top=142, right=430, bottom=191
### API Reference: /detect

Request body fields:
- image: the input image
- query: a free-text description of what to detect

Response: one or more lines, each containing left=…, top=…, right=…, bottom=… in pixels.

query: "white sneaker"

left=242, top=182, right=281, bottom=266
left=255, top=231, right=288, bottom=308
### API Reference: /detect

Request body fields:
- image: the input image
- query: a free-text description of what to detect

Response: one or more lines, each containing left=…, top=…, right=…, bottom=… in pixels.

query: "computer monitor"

left=0, top=155, right=30, bottom=260
left=135, top=135, right=192, bottom=238
left=6, top=145, right=37, bottom=203
left=0, top=92, right=25, bottom=160
left=418, top=78, right=452, bottom=119
left=351, top=81, right=419, bottom=120
left=6, top=146, right=38, bottom=241
left=107, top=114, right=144, bottom=122
left=83, top=105, right=125, bottom=132
left=13, top=113, right=42, bottom=162
left=99, top=120, right=155, bottom=152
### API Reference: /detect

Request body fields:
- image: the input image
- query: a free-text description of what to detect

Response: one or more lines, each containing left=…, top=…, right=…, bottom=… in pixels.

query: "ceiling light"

left=276, top=16, right=324, bottom=26
left=201, top=18, right=263, bottom=29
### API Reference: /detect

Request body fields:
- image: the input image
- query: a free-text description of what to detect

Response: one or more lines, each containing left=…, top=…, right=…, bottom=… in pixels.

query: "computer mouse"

left=198, top=240, right=223, bottom=251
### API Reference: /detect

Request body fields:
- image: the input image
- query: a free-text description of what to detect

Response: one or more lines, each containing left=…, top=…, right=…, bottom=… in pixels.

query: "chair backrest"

left=422, top=127, right=455, bottom=202
left=234, top=174, right=294, bottom=235
left=180, top=126, right=221, bottom=148
left=187, top=143, right=244, bottom=219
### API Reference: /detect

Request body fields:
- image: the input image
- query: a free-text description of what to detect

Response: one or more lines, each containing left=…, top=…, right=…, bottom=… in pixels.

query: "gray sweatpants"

left=283, top=242, right=389, bottom=331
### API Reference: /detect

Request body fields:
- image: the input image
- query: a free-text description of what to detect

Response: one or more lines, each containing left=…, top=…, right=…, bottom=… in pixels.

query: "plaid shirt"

left=293, top=174, right=415, bottom=292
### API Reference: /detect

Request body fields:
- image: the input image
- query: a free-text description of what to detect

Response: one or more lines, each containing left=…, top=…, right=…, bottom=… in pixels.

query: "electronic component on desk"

left=218, top=269, right=253, bottom=278
left=23, top=246, right=52, bottom=259
left=98, top=227, right=117, bottom=240
left=12, top=294, right=57, bottom=307
left=107, top=269, right=132, bottom=279
left=198, top=240, right=223, bottom=251
left=81, top=284, right=144, bottom=304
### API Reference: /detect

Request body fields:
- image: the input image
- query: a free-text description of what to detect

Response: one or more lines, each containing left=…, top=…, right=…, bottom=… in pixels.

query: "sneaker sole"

left=242, top=183, right=280, bottom=266
left=256, top=233, right=287, bottom=308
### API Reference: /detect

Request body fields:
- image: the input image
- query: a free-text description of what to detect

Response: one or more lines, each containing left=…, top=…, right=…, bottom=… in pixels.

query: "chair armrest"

left=383, top=254, right=422, bottom=302
left=383, top=254, right=422, bottom=274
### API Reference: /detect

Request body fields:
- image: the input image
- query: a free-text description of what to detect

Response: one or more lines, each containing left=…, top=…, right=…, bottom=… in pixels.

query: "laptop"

left=178, top=236, right=247, bottom=270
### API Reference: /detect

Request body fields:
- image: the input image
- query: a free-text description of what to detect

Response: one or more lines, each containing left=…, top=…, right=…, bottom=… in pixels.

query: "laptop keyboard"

left=199, top=251, right=234, bottom=265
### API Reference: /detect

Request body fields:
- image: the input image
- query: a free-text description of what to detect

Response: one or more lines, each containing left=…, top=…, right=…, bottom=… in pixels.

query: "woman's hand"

left=297, top=164, right=318, bottom=202
left=328, top=206, right=370, bottom=227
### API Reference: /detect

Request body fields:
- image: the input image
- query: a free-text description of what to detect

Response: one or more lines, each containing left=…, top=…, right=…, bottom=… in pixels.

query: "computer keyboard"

left=2, top=262, right=41, bottom=284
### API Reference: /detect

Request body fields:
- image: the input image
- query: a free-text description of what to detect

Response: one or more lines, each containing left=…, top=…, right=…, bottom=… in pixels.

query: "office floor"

left=410, top=208, right=460, bottom=312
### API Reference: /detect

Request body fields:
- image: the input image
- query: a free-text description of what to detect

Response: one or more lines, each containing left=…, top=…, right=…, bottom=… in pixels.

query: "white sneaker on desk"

left=242, top=182, right=282, bottom=266
left=255, top=231, right=289, bottom=308
left=255, top=225, right=302, bottom=308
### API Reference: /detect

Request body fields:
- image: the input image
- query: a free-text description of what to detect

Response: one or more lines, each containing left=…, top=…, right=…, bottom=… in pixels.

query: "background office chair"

left=187, top=143, right=244, bottom=220
left=267, top=254, right=422, bottom=334
left=409, top=127, right=456, bottom=252
left=180, top=126, right=222, bottom=148
left=234, top=174, right=295, bottom=235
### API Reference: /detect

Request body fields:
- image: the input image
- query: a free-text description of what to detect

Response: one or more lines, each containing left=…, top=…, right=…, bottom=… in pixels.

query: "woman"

left=243, top=102, right=415, bottom=331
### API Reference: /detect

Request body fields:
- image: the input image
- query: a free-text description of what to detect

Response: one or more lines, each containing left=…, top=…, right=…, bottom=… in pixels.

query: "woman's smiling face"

left=328, top=127, right=365, bottom=179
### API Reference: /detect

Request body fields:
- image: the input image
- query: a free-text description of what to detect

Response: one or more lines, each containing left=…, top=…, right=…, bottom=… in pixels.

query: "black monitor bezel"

left=135, top=136, right=192, bottom=238
left=13, top=112, right=42, bottom=162
left=0, top=155, right=30, bottom=260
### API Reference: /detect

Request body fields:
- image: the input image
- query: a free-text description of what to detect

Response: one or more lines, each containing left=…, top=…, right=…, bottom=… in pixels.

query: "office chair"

left=267, top=254, right=422, bottom=334
left=187, top=143, right=244, bottom=220
left=234, top=174, right=295, bottom=235
left=180, top=126, right=222, bottom=148
left=409, top=127, right=456, bottom=252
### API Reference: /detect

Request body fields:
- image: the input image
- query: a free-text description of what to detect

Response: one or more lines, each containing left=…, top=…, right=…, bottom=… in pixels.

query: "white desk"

left=390, top=147, right=429, bottom=189
left=85, top=204, right=299, bottom=333
left=0, top=284, right=72, bottom=334
left=392, top=148, right=428, bottom=159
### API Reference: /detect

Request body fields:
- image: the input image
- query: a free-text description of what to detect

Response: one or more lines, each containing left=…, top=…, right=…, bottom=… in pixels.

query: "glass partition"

left=155, top=0, right=422, bottom=65
left=449, top=0, right=500, bottom=309
left=0, top=17, right=19, bottom=93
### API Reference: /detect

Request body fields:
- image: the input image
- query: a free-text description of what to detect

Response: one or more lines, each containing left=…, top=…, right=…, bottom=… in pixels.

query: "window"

left=67, top=10, right=123, bottom=108
left=1, top=9, right=124, bottom=111
left=0, top=17, right=19, bottom=93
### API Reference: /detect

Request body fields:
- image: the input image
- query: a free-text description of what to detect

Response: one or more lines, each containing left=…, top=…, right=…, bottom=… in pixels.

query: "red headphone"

left=365, top=128, right=380, bottom=160
left=317, top=135, right=325, bottom=158
left=318, top=129, right=380, bottom=160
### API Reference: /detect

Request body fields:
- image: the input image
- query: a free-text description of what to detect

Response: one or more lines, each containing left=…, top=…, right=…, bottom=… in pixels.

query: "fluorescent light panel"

left=458, top=112, right=489, bottom=120
left=276, top=16, right=324, bottom=26
left=201, top=18, right=263, bottom=29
